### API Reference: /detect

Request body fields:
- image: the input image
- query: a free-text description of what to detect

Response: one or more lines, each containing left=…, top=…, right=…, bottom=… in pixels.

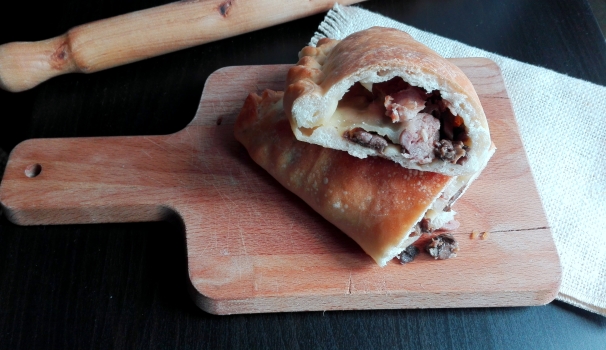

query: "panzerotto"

left=234, top=90, right=492, bottom=266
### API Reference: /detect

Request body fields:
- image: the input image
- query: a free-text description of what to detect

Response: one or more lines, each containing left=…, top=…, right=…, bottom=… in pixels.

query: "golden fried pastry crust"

left=235, top=89, right=454, bottom=266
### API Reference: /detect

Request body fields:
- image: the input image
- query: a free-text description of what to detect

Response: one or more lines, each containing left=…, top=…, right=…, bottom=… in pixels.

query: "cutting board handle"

left=0, top=136, right=179, bottom=225
left=0, top=0, right=364, bottom=92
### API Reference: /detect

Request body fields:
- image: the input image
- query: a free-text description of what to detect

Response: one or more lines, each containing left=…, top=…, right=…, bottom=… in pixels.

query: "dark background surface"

left=1, top=0, right=606, bottom=349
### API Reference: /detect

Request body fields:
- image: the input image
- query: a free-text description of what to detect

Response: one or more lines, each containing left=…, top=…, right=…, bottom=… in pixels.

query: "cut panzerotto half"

left=284, top=27, right=492, bottom=176
left=234, top=89, right=494, bottom=266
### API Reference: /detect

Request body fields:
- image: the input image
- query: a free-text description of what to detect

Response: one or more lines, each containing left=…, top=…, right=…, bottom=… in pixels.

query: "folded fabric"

left=309, top=4, right=606, bottom=317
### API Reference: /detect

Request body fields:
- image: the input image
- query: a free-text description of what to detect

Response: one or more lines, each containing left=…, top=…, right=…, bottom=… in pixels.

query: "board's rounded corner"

left=188, top=64, right=293, bottom=128
left=540, top=232, right=563, bottom=306
left=536, top=269, right=562, bottom=306
left=0, top=201, right=25, bottom=225
left=186, top=278, right=228, bottom=315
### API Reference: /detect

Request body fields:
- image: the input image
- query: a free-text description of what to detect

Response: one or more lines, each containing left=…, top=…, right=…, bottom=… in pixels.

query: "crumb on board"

left=470, top=230, right=490, bottom=240
left=426, top=233, right=459, bottom=260
left=398, top=245, right=419, bottom=264
left=470, top=230, right=480, bottom=239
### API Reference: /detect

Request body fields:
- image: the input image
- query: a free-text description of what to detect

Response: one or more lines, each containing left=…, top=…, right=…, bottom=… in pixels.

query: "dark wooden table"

left=1, top=0, right=605, bottom=348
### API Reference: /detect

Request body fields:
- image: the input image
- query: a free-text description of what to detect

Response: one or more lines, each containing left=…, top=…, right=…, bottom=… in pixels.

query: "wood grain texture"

left=0, top=60, right=560, bottom=314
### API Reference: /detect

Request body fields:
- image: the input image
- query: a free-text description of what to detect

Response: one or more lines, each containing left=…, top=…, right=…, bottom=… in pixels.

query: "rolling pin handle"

left=0, top=35, right=78, bottom=92
left=0, top=0, right=366, bottom=93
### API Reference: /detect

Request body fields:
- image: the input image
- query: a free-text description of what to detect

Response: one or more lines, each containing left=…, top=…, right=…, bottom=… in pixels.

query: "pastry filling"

left=398, top=245, right=419, bottom=264
left=390, top=168, right=469, bottom=264
left=412, top=195, right=460, bottom=236
left=335, top=77, right=470, bottom=165
left=426, top=233, right=459, bottom=260
left=409, top=166, right=472, bottom=240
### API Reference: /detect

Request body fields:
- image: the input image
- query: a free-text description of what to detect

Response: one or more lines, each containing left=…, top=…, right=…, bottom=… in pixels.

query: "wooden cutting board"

left=0, top=59, right=561, bottom=314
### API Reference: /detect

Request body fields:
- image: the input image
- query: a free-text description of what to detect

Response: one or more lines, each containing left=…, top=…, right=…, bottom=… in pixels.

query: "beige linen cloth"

left=310, top=5, right=606, bottom=316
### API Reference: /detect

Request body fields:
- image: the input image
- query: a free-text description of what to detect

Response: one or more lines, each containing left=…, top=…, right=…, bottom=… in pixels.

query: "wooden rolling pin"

left=0, top=0, right=364, bottom=92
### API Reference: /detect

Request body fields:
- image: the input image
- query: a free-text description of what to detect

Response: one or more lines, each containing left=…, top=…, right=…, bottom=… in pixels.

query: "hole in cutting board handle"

left=25, top=164, right=42, bottom=178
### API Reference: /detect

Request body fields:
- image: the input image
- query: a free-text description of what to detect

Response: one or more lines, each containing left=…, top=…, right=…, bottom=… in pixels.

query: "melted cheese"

left=419, top=171, right=472, bottom=232
left=328, top=105, right=407, bottom=144
left=360, top=82, right=373, bottom=92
